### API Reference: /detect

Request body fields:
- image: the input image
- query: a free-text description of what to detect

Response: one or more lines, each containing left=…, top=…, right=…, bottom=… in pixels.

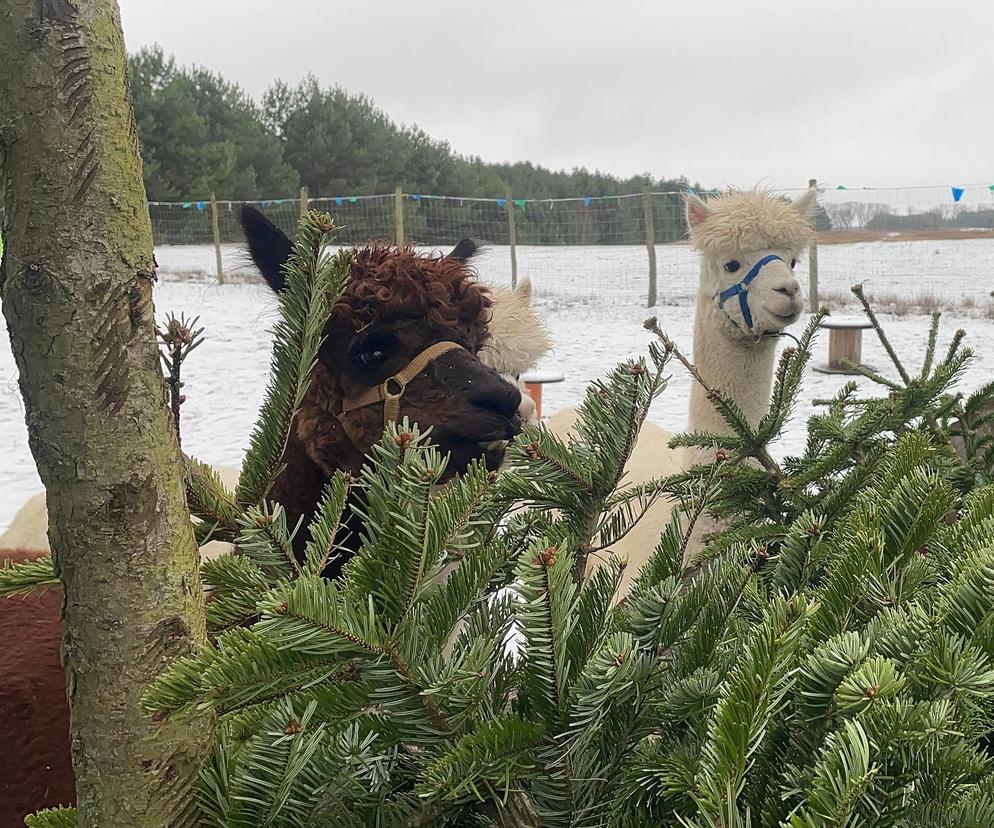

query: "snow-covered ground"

left=2, top=241, right=992, bottom=533
left=156, top=237, right=994, bottom=308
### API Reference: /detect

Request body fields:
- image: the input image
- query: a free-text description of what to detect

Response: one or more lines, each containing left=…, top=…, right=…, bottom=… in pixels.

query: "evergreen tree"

left=11, top=215, right=994, bottom=826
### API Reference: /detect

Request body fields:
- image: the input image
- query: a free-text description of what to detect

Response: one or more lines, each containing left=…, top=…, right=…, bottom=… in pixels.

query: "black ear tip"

left=238, top=203, right=271, bottom=234
left=447, top=238, right=485, bottom=261
left=239, top=203, right=292, bottom=293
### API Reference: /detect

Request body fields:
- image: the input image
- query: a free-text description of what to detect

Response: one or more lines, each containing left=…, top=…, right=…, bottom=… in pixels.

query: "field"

left=1, top=239, right=992, bottom=532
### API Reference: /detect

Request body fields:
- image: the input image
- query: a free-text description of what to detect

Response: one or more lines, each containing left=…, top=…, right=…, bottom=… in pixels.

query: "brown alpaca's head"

left=240, top=207, right=523, bottom=479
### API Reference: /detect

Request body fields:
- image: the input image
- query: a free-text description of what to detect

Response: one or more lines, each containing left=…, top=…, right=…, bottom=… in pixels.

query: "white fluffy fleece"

left=687, top=188, right=816, bottom=254
left=479, top=279, right=552, bottom=378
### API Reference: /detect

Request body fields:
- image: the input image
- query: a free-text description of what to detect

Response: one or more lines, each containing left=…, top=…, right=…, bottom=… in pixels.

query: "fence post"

left=808, top=177, right=819, bottom=309
left=210, top=191, right=224, bottom=284
left=505, top=188, right=518, bottom=289
left=643, top=187, right=657, bottom=307
left=394, top=185, right=405, bottom=246
left=300, top=186, right=309, bottom=217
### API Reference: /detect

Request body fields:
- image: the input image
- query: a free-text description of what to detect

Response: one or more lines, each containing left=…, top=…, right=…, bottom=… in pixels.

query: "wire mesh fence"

left=4, top=184, right=993, bottom=312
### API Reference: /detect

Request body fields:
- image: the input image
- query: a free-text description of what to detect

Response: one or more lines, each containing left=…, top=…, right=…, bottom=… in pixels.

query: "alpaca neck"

left=687, top=293, right=777, bottom=441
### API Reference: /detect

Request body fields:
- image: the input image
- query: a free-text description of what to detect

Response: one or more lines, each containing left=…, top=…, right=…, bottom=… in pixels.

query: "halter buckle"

left=382, top=375, right=406, bottom=399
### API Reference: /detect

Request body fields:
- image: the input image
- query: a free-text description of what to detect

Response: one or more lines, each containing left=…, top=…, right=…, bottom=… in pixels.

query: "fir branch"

left=186, top=456, right=239, bottom=537
left=0, top=554, right=58, bottom=596
left=851, top=283, right=911, bottom=384
left=235, top=213, right=350, bottom=508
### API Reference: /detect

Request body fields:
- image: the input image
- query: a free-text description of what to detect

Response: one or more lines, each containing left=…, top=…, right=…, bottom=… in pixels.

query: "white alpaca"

left=0, top=280, right=552, bottom=555
left=548, top=187, right=817, bottom=592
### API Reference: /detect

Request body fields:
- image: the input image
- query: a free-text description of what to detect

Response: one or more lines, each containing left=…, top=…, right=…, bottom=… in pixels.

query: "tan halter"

left=336, top=340, right=464, bottom=430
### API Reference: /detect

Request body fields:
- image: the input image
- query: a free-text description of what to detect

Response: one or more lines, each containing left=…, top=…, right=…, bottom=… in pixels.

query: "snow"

left=2, top=242, right=992, bottom=533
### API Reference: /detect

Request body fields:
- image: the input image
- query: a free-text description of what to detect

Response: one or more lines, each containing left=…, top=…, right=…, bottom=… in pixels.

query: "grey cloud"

left=119, top=0, right=994, bottom=189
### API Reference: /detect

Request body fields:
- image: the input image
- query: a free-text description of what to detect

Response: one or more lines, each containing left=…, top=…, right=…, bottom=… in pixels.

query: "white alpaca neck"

left=687, top=292, right=777, bottom=445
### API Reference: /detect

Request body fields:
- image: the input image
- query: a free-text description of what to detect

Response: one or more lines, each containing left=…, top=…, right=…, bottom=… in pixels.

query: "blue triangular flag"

left=496, top=198, right=507, bottom=208
left=261, top=200, right=270, bottom=208
left=951, top=186, right=965, bottom=202
left=410, top=193, right=422, bottom=201
left=196, top=201, right=205, bottom=211
left=335, top=197, right=344, bottom=206
left=583, top=196, right=593, bottom=207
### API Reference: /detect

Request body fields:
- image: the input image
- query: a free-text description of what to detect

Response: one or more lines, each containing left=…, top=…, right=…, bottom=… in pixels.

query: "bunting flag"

left=496, top=198, right=506, bottom=208
left=583, top=196, right=593, bottom=207
left=410, top=194, right=422, bottom=201
left=274, top=199, right=284, bottom=205
left=182, top=202, right=192, bottom=209
left=350, top=196, right=359, bottom=203
left=951, top=187, right=965, bottom=203
left=514, top=199, right=525, bottom=209
left=196, top=202, right=206, bottom=211
left=335, top=197, right=344, bottom=206
left=261, top=200, right=270, bottom=208
left=989, top=185, right=994, bottom=192
left=836, top=185, right=847, bottom=190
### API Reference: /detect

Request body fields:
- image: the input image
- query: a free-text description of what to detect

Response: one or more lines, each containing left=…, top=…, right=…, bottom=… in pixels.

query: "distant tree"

left=130, top=46, right=297, bottom=200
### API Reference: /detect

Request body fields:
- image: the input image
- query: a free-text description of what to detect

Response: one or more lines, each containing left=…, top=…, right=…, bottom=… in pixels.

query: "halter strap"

left=716, top=254, right=784, bottom=332
left=338, top=340, right=464, bottom=428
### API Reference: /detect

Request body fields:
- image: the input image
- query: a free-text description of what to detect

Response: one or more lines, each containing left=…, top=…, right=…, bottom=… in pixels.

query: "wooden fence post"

left=300, top=186, right=309, bottom=217
left=643, top=187, right=657, bottom=307
left=210, top=191, right=224, bottom=284
left=506, top=188, right=518, bottom=289
left=808, top=177, right=819, bottom=309
left=395, top=185, right=405, bottom=246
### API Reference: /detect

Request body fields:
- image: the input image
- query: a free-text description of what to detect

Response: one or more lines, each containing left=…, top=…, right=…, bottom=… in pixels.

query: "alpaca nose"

left=470, top=375, right=522, bottom=421
left=773, top=278, right=800, bottom=297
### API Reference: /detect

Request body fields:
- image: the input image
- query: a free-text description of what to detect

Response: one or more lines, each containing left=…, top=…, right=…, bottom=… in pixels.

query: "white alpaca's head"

left=481, top=279, right=552, bottom=425
left=686, top=187, right=817, bottom=342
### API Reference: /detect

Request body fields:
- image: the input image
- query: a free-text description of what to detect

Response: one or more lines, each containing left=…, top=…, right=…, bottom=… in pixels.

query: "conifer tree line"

left=127, top=46, right=688, bottom=203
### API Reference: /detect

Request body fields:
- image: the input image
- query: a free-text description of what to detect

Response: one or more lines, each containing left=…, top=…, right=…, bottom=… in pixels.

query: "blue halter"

left=716, top=254, right=784, bottom=333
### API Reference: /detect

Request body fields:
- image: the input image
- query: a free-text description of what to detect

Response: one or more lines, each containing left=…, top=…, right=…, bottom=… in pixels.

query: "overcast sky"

left=118, top=0, right=993, bottom=191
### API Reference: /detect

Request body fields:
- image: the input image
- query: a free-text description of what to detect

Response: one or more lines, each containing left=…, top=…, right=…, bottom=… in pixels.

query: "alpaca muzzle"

left=715, top=253, right=785, bottom=333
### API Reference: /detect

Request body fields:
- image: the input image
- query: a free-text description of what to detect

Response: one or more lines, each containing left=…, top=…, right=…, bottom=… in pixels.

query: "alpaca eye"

left=724, top=260, right=741, bottom=273
left=790, top=258, right=797, bottom=269
left=355, top=349, right=386, bottom=368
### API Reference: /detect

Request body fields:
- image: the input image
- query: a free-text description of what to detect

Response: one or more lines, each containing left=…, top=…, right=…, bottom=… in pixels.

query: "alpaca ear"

left=514, top=278, right=533, bottom=303
left=685, top=193, right=712, bottom=230
left=792, top=186, right=818, bottom=222
left=447, top=238, right=484, bottom=261
left=239, top=205, right=292, bottom=293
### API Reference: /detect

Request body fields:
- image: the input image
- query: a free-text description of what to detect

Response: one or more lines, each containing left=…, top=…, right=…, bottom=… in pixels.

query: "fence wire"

left=3, top=185, right=993, bottom=312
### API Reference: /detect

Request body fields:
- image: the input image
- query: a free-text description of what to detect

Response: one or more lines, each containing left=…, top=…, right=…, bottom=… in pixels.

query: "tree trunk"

left=0, top=2, right=211, bottom=825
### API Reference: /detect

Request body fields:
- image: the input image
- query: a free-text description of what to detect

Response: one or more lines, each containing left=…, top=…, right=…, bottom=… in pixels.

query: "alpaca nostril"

left=471, top=379, right=522, bottom=422
left=774, top=281, right=800, bottom=297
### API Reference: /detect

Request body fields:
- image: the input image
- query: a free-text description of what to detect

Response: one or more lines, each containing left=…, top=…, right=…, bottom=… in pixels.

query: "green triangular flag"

left=514, top=199, right=526, bottom=210
left=836, top=185, right=847, bottom=190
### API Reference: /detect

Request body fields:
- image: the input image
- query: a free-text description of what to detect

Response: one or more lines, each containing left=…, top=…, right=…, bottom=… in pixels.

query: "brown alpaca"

left=240, top=206, right=524, bottom=574
left=0, top=210, right=526, bottom=822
